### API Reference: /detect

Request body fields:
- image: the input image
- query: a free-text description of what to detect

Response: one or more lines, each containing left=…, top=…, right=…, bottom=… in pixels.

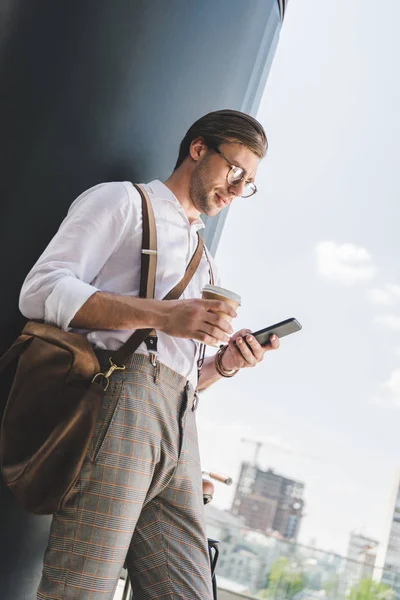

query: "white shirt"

left=19, top=180, right=220, bottom=387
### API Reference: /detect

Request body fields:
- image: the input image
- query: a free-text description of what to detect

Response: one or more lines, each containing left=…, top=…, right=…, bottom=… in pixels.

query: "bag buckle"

left=92, top=358, right=126, bottom=391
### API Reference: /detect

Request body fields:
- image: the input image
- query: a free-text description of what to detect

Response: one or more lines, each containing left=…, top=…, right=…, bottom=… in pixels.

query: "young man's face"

left=189, top=142, right=261, bottom=217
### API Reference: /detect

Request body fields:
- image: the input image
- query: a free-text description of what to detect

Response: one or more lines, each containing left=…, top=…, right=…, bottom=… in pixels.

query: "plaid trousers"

left=37, top=353, right=213, bottom=600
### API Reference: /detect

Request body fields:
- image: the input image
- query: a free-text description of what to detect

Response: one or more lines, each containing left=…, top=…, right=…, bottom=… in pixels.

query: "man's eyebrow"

left=240, top=166, right=255, bottom=183
left=230, top=158, right=254, bottom=182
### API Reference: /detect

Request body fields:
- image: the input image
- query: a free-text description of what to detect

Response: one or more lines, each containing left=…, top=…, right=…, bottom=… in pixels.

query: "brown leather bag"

left=0, top=184, right=204, bottom=515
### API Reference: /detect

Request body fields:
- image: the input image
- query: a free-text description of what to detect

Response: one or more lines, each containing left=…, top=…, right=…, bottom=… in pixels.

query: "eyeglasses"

left=211, top=146, right=257, bottom=198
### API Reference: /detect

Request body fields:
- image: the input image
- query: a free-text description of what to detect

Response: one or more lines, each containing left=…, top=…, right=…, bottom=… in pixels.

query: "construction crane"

left=241, top=438, right=265, bottom=466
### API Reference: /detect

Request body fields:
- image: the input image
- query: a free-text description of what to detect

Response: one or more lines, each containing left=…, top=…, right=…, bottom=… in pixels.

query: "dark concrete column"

left=0, top=1, right=283, bottom=597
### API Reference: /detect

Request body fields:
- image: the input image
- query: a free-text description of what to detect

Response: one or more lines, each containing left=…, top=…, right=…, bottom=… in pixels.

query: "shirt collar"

left=146, top=179, right=205, bottom=231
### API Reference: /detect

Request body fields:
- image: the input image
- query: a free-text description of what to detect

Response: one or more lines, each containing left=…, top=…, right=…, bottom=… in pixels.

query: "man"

left=20, top=109, right=279, bottom=600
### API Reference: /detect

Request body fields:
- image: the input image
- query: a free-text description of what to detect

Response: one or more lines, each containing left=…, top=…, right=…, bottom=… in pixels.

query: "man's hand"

left=159, top=299, right=237, bottom=346
left=221, top=328, right=280, bottom=371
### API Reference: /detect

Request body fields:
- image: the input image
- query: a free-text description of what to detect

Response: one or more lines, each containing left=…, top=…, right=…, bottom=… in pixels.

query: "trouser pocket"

left=177, top=386, right=192, bottom=459
left=89, top=379, right=124, bottom=463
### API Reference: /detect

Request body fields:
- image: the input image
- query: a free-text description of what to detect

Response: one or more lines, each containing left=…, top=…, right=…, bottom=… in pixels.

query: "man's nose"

left=228, top=180, right=246, bottom=198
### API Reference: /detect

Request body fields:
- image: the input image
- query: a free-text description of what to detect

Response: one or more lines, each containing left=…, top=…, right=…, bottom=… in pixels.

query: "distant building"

left=204, top=504, right=282, bottom=594
left=378, top=472, right=400, bottom=598
left=204, top=504, right=244, bottom=546
left=358, top=546, right=378, bottom=579
left=340, top=532, right=378, bottom=596
left=230, top=462, right=304, bottom=541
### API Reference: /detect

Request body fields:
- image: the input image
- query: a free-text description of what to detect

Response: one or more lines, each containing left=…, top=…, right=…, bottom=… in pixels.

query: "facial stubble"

left=189, top=159, right=220, bottom=217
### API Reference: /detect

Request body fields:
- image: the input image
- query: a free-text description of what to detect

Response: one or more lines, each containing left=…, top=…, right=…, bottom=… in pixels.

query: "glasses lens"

left=227, top=165, right=244, bottom=184
left=241, top=183, right=257, bottom=198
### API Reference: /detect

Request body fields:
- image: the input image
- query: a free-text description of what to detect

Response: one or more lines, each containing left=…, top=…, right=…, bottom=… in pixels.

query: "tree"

left=348, top=578, right=395, bottom=600
left=261, top=557, right=305, bottom=600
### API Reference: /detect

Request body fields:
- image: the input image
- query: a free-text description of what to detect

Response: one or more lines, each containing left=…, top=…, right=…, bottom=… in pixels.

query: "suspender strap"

left=135, top=184, right=157, bottom=300
left=133, top=184, right=158, bottom=359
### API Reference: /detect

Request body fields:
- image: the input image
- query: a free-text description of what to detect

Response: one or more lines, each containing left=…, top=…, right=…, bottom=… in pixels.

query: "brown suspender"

left=138, top=185, right=157, bottom=300
left=112, top=184, right=205, bottom=368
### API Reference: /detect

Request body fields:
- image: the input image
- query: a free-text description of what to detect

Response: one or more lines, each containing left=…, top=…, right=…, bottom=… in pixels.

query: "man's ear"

left=189, top=137, right=207, bottom=162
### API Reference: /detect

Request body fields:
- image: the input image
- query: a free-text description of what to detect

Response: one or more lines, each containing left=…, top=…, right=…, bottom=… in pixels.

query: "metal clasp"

left=149, top=351, right=158, bottom=367
left=145, top=335, right=158, bottom=369
left=92, top=357, right=126, bottom=391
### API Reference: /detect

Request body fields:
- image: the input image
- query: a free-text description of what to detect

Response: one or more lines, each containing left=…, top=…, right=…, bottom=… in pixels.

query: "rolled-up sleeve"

left=19, top=182, right=133, bottom=330
left=44, top=276, right=99, bottom=331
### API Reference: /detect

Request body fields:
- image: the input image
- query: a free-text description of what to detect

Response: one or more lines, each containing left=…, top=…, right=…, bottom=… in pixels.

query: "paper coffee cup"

left=201, top=285, right=241, bottom=322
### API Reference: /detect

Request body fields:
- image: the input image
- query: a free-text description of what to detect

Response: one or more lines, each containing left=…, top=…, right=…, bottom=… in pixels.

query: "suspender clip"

left=145, top=335, right=159, bottom=378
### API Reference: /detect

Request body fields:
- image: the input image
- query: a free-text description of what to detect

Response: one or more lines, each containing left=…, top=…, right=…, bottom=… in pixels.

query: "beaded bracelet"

left=214, top=344, right=239, bottom=378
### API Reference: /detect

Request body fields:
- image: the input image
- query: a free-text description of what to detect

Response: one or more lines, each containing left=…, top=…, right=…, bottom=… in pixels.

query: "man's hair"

left=174, top=109, right=268, bottom=170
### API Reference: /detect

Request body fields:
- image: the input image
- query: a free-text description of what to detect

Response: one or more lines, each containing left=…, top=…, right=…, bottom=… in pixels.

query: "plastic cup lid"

left=202, top=285, right=241, bottom=305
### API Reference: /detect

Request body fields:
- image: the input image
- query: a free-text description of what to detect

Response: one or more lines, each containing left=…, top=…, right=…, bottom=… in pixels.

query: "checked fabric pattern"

left=37, top=353, right=213, bottom=600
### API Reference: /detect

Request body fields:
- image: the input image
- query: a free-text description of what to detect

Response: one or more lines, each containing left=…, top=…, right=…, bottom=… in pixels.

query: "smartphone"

left=243, top=317, right=302, bottom=347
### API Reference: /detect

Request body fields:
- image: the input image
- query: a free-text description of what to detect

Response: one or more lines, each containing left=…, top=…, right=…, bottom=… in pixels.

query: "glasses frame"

left=210, top=146, right=257, bottom=198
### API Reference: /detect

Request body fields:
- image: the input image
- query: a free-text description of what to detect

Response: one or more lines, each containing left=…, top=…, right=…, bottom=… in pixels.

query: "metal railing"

left=205, top=514, right=398, bottom=599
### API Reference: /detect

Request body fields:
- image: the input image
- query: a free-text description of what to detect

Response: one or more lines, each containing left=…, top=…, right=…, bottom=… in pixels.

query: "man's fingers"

left=230, top=328, right=252, bottom=341
left=199, top=323, right=230, bottom=344
left=205, top=311, right=233, bottom=335
left=265, top=334, right=280, bottom=351
left=221, top=331, right=280, bottom=373
left=197, top=331, right=220, bottom=346
left=243, top=334, right=264, bottom=360
left=203, top=299, right=237, bottom=320
left=234, top=336, right=256, bottom=365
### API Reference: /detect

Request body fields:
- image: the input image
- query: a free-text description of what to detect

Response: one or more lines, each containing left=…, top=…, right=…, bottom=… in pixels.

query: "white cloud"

left=383, top=370, right=400, bottom=397
left=369, top=283, right=400, bottom=308
left=373, top=369, right=400, bottom=409
left=316, top=241, right=376, bottom=285
left=374, top=314, right=400, bottom=332
left=369, top=288, right=394, bottom=308
left=387, top=284, right=400, bottom=300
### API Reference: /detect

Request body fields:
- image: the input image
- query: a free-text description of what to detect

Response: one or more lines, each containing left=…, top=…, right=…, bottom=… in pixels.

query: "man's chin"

left=202, top=204, right=224, bottom=217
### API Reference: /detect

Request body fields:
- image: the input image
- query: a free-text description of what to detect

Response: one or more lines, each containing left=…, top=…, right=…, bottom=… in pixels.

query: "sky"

left=197, top=0, right=400, bottom=558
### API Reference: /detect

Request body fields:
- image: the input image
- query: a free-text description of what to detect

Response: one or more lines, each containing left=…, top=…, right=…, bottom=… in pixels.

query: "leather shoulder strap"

left=113, top=231, right=204, bottom=366
left=133, top=184, right=157, bottom=299
left=164, top=233, right=203, bottom=300
left=203, top=245, right=215, bottom=286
